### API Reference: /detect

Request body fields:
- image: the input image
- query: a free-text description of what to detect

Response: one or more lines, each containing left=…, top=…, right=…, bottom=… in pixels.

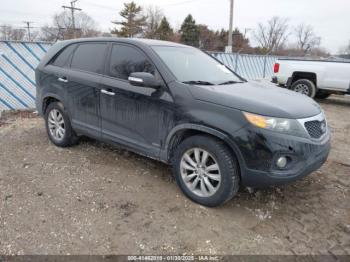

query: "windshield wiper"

left=182, top=80, right=214, bottom=86
left=218, top=80, right=244, bottom=85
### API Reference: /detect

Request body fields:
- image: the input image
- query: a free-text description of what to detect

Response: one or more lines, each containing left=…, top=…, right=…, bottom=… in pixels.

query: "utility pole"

left=23, top=21, right=34, bottom=41
left=62, top=0, right=82, bottom=38
left=226, top=0, right=234, bottom=53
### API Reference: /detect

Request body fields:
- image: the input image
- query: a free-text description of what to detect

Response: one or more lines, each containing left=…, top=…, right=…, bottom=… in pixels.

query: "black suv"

left=36, top=38, right=331, bottom=207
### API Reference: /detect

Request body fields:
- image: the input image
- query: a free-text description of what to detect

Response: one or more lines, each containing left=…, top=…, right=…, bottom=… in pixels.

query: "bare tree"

left=295, top=23, right=321, bottom=54
left=0, top=25, right=11, bottom=40
left=40, top=11, right=100, bottom=41
left=144, top=5, right=163, bottom=38
left=40, top=25, right=64, bottom=42
left=254, top=16, right=289, bottom=54
left=308, top=47, right=329, bottom=58
left=12, top=28, right=26, bottom=41
left=75, top=12, right=100, bottom=37
left=337, top=40, right=350, bottom=58
left=198, top=25, right=218, bottom=50
left=0, top=24, right=26, bottom=41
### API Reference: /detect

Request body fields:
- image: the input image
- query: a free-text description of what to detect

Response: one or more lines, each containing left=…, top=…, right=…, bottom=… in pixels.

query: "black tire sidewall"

left=44, top=102, right=76, bottom=147
left=172, top=136, right=240, bottom=207
left=315, top=91, right=331, bottom=99
left=291, top=79, right=316, bottom=98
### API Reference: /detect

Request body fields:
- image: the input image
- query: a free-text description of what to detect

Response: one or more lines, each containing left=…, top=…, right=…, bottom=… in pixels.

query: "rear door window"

left=71, top=43, right=108, bottom=74
left=51, top=44, right=76, bottom=67
left=108, top=44, right=155, bottom=80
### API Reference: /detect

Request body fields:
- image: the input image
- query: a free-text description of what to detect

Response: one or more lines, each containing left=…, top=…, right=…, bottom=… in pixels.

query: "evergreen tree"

left=232, top=28, right=250, bottom=51
left=111, top=2, right=146, bottom=37
left=156, top=17, right=173, bottom=41
left=180, top=14, right=199, bottom=47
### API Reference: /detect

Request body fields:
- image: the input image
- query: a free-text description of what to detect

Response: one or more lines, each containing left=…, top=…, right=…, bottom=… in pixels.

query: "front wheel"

left=44, top=102, right=78, bottom=147
left=172, top=135, right=240, bottom=207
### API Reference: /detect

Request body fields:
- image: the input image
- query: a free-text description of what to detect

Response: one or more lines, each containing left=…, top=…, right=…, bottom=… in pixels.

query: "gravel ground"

left=0, top=96, right=349, bottom=255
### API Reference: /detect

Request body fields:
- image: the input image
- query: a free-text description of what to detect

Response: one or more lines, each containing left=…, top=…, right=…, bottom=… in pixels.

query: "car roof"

left=58, top=37, right=190, bottom=48
left=37, top=37, right=193, bottom=72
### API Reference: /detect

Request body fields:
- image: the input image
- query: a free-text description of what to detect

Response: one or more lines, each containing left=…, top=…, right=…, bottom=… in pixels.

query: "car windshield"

left=152, top=46, right=244, bottom=85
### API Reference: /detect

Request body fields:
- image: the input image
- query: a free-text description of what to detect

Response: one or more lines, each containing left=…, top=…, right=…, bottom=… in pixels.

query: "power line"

left=0, top=9, right=48, bottom=16
left=62, top=0, right=82, bottom=38
left=0, top=23, right=41, bottom=29
left=80, top=0, right=118, bottom=11
left=80, top=0, right=203, bottom=10
left=159, top=0, right=202, bottom=7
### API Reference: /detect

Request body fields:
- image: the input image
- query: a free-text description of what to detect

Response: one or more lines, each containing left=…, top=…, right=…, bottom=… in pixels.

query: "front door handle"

left=58, top=77, right=68, bottom=83
left=101, top=89, right=115, bottom=96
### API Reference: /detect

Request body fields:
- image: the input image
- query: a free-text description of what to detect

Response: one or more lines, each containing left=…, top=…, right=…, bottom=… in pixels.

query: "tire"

left=291, top=79, right=317, bottom=98
left=315, top=90, right=331, bottom=99
left=172, top=135, right=240, bottom=207
left=44, top=102, right=78, bottom=147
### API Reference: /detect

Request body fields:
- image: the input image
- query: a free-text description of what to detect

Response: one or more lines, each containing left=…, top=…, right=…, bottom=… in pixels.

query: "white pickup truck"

left=272, top=58, right=350, bottom=98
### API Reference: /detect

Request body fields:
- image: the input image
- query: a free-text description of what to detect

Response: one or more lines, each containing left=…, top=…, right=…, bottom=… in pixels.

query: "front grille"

left=304, top=120, right=326, bottom=139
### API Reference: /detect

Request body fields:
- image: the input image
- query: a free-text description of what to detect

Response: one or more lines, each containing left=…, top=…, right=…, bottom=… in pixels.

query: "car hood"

left=187, top=80, right=321, bottom=119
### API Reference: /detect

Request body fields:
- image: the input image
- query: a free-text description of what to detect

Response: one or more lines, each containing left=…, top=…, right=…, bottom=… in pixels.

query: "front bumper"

left=232, top=127, right=331, bottom=188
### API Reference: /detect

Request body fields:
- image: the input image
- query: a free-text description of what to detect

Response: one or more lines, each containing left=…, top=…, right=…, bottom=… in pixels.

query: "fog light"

left=276, top=156, right=288, bottom=168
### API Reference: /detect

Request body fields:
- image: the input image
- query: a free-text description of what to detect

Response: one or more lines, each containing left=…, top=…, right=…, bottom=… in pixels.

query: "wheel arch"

left=162, top=124, right=245, bottom=176
left=42, top=93, right=64, bottom=115
left=290, top=71, right=317, bottom=87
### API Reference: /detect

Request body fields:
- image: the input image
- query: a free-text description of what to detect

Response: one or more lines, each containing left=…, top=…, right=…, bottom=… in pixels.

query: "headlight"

left=243, top=112, right=308, bottom=137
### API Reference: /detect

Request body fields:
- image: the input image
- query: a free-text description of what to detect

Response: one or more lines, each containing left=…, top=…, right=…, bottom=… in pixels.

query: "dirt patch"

left=0, top=110, right=37, bottom=127
left=0, top=95, right=349, bottom=255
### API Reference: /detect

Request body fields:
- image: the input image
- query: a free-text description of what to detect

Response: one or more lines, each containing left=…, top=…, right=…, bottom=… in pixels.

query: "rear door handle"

left=58, top=77, right=68, bottom=83
left=101, top=89, right=115, bottom=96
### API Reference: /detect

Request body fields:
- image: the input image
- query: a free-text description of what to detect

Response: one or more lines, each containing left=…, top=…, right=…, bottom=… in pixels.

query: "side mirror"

left=128, top=72, right=161, bottom=88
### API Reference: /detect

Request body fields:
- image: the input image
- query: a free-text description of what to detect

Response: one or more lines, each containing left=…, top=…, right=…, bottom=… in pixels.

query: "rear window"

left=71, top=43, right=108, bottom=74
left=51, top=44, right=76, bottom=67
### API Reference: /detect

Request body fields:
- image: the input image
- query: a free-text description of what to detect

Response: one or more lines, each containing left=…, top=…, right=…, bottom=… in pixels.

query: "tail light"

left=274, top=63, right=280, bottom=73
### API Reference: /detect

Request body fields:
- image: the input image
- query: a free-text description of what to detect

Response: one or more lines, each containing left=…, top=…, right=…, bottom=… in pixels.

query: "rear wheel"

left=45, top=102, right=78, bottom=147
left=291, top=79, right=316, bottom=98
left=172, top=135, right=240, bottom=207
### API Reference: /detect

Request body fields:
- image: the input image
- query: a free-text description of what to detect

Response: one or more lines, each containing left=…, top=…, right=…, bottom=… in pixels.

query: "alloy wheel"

left=180, top=148, right=221, bottom=197
left=294, top=83, right=310, bottom=95
left=48, top=109, right=65, bottom=141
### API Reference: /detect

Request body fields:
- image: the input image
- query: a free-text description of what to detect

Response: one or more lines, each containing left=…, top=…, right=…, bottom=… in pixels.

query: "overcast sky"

left=1, top=0, right=350, bottom=53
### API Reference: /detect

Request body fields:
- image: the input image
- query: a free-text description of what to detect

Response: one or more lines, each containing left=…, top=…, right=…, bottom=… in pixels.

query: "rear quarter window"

left=70, top=43, right=108, bottom=74
left=50, top=44, right=77, bottom=67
